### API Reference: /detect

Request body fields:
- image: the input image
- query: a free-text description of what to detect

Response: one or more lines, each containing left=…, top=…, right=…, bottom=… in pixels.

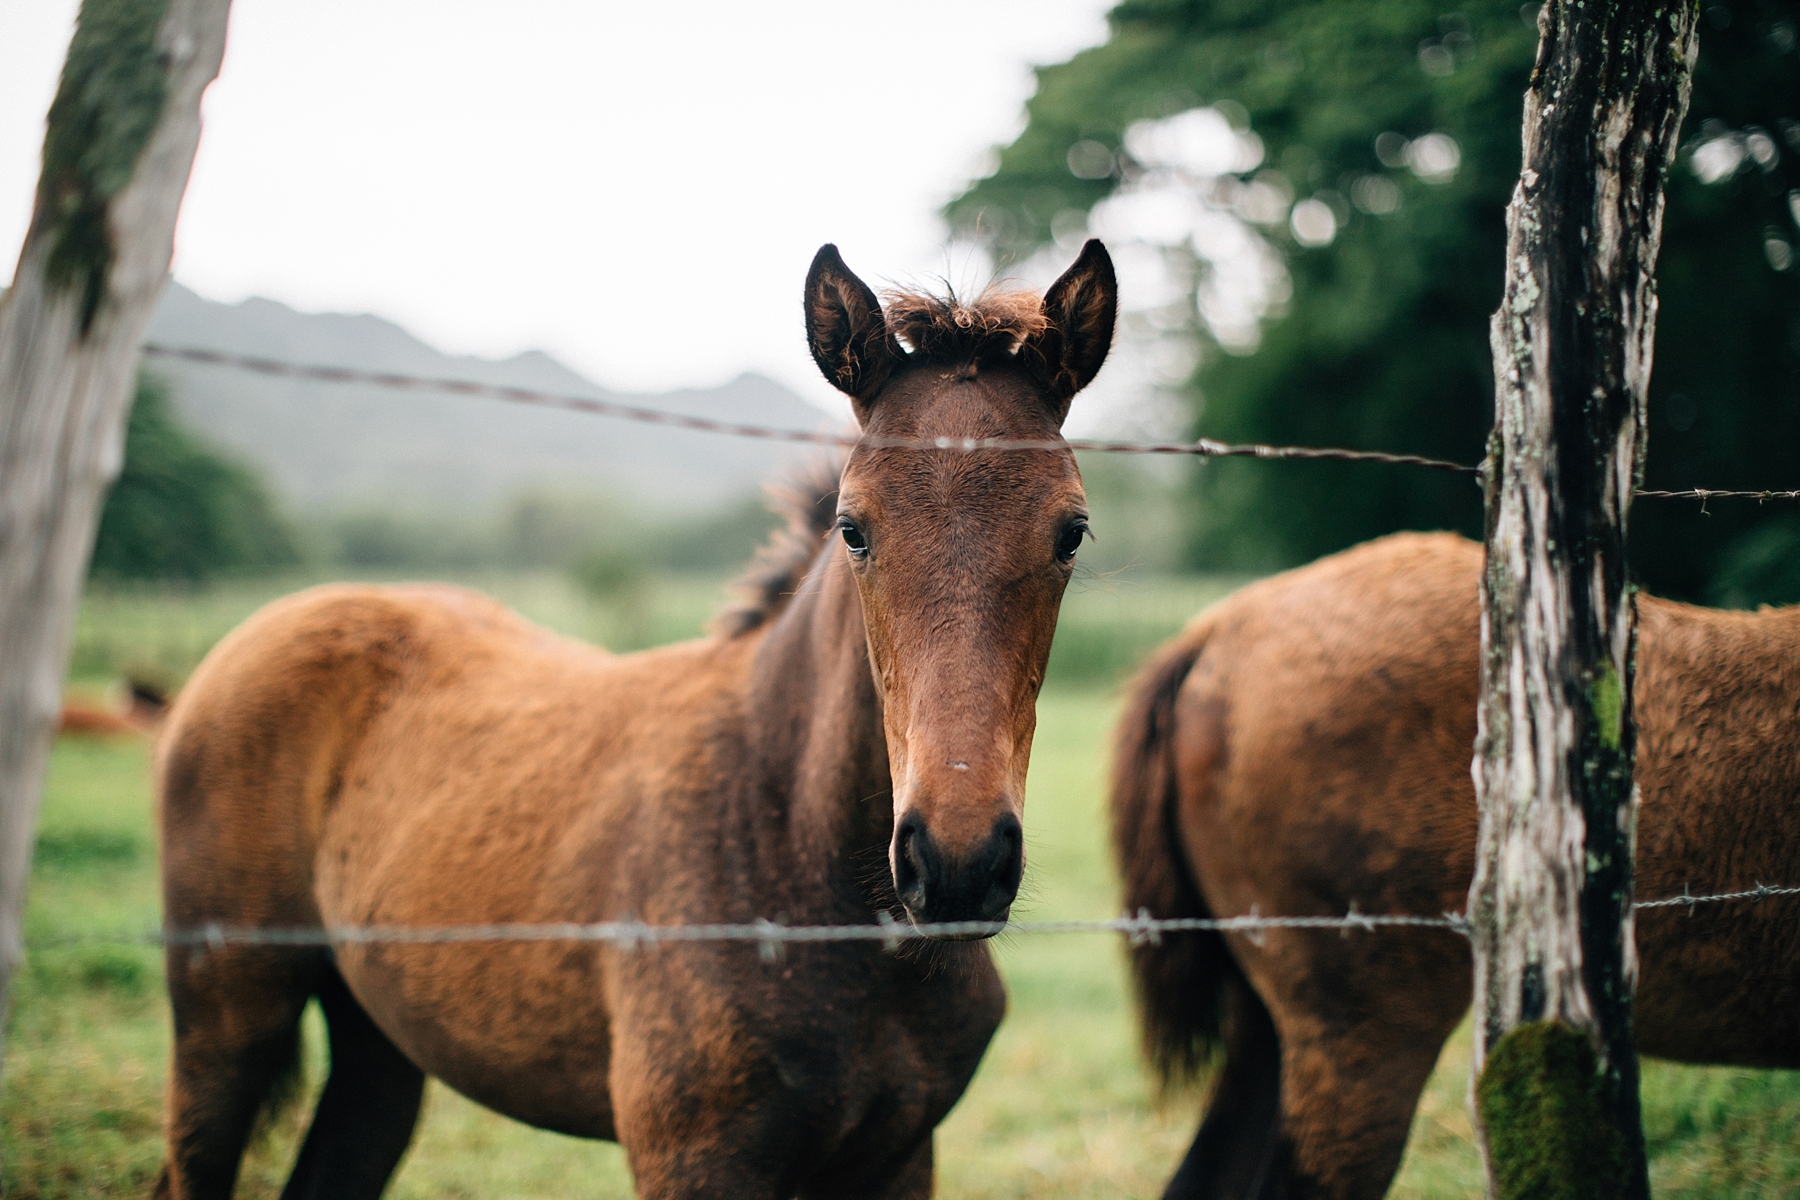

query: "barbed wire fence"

left=31, top=884, right=1800, bottom=960
left=137, top=344, right=1798, bottom=497
left=27, top=342, right=1798, bottom=959
left=139, top=343, right=1483, bottom=471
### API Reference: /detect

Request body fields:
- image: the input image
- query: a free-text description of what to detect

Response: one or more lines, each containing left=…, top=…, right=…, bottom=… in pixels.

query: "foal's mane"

left=712, top=457, right=842, bottom=638
left=880, top=285, right=1047, bottom=363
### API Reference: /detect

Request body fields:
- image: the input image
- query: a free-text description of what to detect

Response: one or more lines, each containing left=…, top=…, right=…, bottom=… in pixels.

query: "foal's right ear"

left=1021, top=239, right=1117, bottom=425
left=804, top=244, right=902, bottom=422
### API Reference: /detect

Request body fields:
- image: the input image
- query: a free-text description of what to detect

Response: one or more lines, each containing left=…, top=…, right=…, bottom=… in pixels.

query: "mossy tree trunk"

left=1469, top=2, right=1699, bottom=1198
left=0, top=0, right=230, bottom=1077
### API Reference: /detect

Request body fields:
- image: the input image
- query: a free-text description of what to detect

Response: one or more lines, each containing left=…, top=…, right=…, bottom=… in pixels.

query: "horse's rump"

left=1115, top=530, right=1800, bottom=1199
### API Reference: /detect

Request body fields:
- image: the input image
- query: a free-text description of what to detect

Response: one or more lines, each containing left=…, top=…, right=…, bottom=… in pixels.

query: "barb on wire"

left=27, top=883, right=1796, bottom=953
left=138, top=343, right=1478, bottom=472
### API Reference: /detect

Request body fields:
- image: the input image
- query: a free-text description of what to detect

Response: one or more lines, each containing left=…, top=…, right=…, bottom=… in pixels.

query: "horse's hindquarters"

left=1135, top=532, right=1800, bottom=1199
left=1633, top=909, right=1800, bottom=1069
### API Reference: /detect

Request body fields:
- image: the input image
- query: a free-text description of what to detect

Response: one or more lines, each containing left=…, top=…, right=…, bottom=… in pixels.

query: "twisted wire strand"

left=1631, top=882, right=1800, bottom=910
left=139, top=345, right=1796, bottom=499
left=1635, top=489, right=1800, bottom=503
left=137, top=343, right=1478, bottom=471
left=29, top=884, right=1797, bottom=953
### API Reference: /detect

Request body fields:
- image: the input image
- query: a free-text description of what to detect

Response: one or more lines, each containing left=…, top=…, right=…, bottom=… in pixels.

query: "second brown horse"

left=154, top=242, right=1118, bottom=1199
left=1115, top=532, right=1800, bottom=1200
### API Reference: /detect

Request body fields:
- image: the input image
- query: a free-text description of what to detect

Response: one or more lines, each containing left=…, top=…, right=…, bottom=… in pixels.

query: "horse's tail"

left=1110, top=626, right=1238, bottom=1088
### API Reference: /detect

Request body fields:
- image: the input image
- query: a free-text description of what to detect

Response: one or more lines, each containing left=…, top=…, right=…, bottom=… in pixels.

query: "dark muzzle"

left=892, top=809, right=1023, bottom=930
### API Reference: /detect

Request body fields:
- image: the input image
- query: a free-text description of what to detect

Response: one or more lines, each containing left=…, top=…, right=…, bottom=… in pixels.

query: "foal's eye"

left=837, top=517, right=869, bottom=559
left=1055, top=520, right=1088, bottom=563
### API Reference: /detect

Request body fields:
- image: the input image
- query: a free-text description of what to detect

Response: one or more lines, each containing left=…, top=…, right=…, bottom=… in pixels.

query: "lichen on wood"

left=35, top=0, right=176, bottom=333
left=1591, top=664, right=1624, bottom=753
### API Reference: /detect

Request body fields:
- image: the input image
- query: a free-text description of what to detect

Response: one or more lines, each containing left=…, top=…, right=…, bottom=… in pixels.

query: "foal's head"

left=804, top=240, right=1117, bottom=927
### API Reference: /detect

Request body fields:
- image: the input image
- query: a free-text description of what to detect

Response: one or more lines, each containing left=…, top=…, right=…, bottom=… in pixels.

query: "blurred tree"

left=647, top=493, right=783, bottom=572
left=1709, top=514, right=1800, bottom=607
left=326, top=506, right=483, bottom=570
left=570, top=544, right=651, bottom=646
left=949, top=0, right=1800, bottom=601
left=570, top=547, right=647, bottom=600
left=90, top=374, right=299, bottom=581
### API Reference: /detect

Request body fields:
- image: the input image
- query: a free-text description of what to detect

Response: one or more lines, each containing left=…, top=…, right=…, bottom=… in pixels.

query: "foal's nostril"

left=978, top=813, right=1025, bottom=919
left=892, top=811, right=932, bottom=912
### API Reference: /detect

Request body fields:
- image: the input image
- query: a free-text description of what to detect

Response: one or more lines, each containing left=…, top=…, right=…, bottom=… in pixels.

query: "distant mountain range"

left=144, top=283, right=838, bottom=513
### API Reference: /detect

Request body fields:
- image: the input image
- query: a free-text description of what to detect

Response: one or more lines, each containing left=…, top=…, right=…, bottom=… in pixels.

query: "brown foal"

left=154, top=241, right=1118, bottom=1199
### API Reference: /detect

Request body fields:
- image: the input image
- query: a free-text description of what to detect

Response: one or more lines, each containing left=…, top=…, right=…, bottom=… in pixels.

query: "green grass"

left=1047, top=571, right=1249, bottom=687
left=8, top=572, right=1800, bottom=1197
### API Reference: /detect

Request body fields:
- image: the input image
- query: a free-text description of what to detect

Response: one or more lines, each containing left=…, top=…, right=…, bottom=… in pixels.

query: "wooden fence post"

left=0, top=0, right=230, bottom=1075
left=1469, top=2, right=1698, bottom=1197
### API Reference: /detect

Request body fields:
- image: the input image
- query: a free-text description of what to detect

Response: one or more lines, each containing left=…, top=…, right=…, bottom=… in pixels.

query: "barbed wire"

left=1635, top=489, right=1800, bottom=508
left=139, top=343, right=1477, bottom=472
left=26, top=912, right=1465, bottom=954
left=138, top=344, right=1797, bottom=500
left=28, top=883, right=1797, bottom=956
left=1631, top=882, right=1800, bottom=911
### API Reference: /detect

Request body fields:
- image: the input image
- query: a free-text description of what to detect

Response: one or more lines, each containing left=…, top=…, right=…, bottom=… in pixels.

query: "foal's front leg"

left=622, top=1107, right=843, bottom=1200
left=618, top=1081, right=936, bottom=1200
left=612, top=1060, right=803, bottom=1200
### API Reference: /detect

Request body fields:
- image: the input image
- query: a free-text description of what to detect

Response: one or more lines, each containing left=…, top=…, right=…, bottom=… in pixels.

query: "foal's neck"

left=738, top=545, right=894, bottom=910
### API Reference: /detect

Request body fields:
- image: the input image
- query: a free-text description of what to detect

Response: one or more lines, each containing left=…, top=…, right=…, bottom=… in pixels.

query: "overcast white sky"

left=1, top=1, right=1115, bottom=412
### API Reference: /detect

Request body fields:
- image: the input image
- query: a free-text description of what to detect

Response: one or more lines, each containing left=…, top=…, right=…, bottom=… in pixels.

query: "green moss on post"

left=1590, top=663, right=1625, bottom=752
left=36, top=0, right=175, bottom=332
left=1476, top=1021, right=1629, bottom=1200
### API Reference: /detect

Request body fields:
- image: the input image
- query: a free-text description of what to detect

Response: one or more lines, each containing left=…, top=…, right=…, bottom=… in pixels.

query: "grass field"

left=9, top=570, right=1800, bottom=1197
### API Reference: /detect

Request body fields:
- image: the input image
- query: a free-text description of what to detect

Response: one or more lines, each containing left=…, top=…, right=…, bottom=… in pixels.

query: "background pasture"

left=9, top=566, right=1799, bottom=1198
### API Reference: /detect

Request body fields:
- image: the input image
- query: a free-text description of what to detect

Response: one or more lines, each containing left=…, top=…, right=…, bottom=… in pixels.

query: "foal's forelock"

left=878, top=287, right=1049, bottom=364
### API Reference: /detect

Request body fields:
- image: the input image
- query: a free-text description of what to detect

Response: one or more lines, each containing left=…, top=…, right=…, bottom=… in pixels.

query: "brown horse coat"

left=1113, top=531, right=1800, bottom=1200
left=154, top=242, right=1119, bottom=1200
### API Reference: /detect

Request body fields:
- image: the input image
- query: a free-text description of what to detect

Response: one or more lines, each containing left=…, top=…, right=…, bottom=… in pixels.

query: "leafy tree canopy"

left=90, top=373, right=299, bottom=581
left=950, top=0, right=1800, bottom=602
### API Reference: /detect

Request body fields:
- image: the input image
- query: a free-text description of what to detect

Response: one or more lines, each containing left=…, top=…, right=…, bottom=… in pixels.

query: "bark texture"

left=1469, top=2, right=1699, bottom=1197
left=0, top=0, right=230, bottom=1075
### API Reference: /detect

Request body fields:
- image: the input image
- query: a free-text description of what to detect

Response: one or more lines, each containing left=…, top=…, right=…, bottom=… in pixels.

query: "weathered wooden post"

left=1469, top=2, right=1698, bottom=1197
left=0, top=0, right=231, bottom=1074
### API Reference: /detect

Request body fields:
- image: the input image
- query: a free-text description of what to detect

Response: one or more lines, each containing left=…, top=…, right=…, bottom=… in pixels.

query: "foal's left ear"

left=1021, top=239, right=1118, bottom=425
left=804, top=244, right=903, bottom=423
